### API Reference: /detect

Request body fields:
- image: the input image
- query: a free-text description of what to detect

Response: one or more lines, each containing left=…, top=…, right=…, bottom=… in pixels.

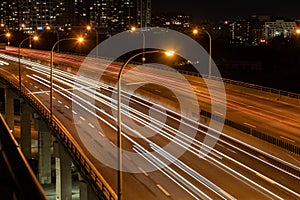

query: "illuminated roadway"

left=0, top=47, right=299, bottom=199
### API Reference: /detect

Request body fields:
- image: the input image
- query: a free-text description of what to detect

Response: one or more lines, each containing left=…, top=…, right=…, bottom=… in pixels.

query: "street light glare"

left=77, top=37, right=84, bottom=42
left=6, top=33, right=11, bottom=38
left=296, top=29, right=300, bottom=34
left=131, top=26, right=136, bottom=31
left=86, top=25, right=91, bottom=31
left=165, top=51, right=175, bottom=56
left=33, top=36, right=39, bottom=41
left=193, top=29, right=199, bottom=35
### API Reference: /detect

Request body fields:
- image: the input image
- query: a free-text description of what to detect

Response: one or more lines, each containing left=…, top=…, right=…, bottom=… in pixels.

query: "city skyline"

left=1, top=0, right=299, bottom=35
left=152, top=0, right=300, bottom=21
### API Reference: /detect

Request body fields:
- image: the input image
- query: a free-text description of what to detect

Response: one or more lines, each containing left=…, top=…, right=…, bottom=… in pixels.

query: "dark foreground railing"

left=0, top=114, right=47, bottom=200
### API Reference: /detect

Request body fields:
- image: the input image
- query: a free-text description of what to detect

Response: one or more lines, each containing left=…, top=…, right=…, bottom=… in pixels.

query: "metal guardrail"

left=127, top=60, right=300, bottom=101
left=0, top=114, right=47, bottom=199
left=0, top=75, right=117, bottom=200
left=175, top=69, right=300, bottom=101
left=123, top=58, right=300, bottom=101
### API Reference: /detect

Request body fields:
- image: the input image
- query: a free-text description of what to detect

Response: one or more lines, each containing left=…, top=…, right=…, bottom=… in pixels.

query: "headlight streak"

left=30, top=65, right=218, bottom=162
left=150, top=143, right=235, bottom=200
left=28, top=70, right=235, bottom=199
left=121, top=109, right=288, bottom=199
left=26, top=60, right=300, bottom=180
left=4, top=52, right=298, bottom=170
left=43, top=58, right=300, bottom=172
left=28, top=69, right=293, bottom=199
left=205, top=124, right=300, bottom=175
left=0, top=60, right=9, bottom=65
left=2, top=53, right=299, bottom=198
left=119, top=122, right=234, bottom=199
left=132, top=144, right=214, bottom=200
left=27, top=74, right=217, bottom=199
left=28, top=66, right=224, bottom=162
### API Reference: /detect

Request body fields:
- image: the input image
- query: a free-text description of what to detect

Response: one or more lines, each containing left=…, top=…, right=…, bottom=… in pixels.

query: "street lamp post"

left=7, top=33, right=10, bottom=46
left=49, top=37, right=84, bottom=124
left=29, top=36, right=32, bottom=48
left=86, top=25, right=99, bottom=57
left=0, top=32, right=10, bottom=45
left=18, top=35, right=39, bottom=91
left=193, top=28, right=212, bottom=79
left=117, top=50, right=174, bottom=200
left=46, top=26, right=60, bottom=52
left=131, top=27, right=146, bottom=63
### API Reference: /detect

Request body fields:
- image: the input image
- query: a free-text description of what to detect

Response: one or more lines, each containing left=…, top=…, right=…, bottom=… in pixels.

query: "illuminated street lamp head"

left=33, top=36, right=39, bottom=41
left=86, top=25, right=91, bottom=31
left=131, top=26, right=136, bottom=31
left=164, top=51, right=175, bottom=57
left=193, top=29, right=199, bottom=35
left=46, top=26, right=51, bottom=30
left=6, top=33, right=11, bottom=38
left=296, top=29, right=300, bottom=35
left=77, top=37, right=84, bottom=43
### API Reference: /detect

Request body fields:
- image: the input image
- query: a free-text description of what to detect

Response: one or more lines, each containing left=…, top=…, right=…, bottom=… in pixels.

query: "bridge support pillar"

left=20, top=100, right=33, bottom=158
left=0, top=87, right=5, bottom=113
left=78, top=173, right=97, bottom=200
left=36, top=118, right=52, bottom=184
left=54, top=140, right=72, bottom=200
left=4, top=88, right=16, bottom=133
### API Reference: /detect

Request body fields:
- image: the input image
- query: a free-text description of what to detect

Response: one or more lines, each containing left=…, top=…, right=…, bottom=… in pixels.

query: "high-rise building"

left=20, top=0, right=58, bottom=33
left=137, top=0, right=151, bottom=29
left=107, top=0, right=134, bottom=33
left=89, top=0, right=137, bottom=34
left=0, top=1, right=8, bottom=27
left=54, top=0, right=74, bottom=29
left=1, top=0, right=151, bottom=35
left=0, top=0, right=19, bottom=30
left=264, top=20, right=297, bottom=40
left=54, top=0, right=91, bottom=31
left=90, top=0, right=105, bottom=28
left=0, top=0, right=59, bottom=32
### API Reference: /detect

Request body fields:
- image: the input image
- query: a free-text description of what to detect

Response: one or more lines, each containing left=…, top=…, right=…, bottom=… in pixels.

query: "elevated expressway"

left=0, top=47, right=299, bottom=200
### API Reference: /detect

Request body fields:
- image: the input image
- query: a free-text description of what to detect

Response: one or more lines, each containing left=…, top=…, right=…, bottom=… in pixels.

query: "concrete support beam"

left=54, top=140, right=72, bottom=200
left=78, top=173, right=97, bottom=200
left=0, top=87, right=5, bottom=113
left=20, top=101, right=33, bottom=158
left=36, top=118, right=52, bottom=184
left=4, top=88, right=16, bottom=133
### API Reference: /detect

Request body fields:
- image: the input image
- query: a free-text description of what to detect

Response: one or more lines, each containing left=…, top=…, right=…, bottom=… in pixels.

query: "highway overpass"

left=0, top=47, right=299, bottom=199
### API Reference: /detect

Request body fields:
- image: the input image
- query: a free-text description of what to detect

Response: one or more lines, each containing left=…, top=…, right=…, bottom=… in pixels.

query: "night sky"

left=152, top=0, right=300, bottom=21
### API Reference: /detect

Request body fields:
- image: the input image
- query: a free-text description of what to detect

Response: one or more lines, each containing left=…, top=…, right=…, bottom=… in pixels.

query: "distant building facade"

left=0, top=0, right=58, bottom=33
left=0, top=0, right=151, bottom=35
left=137, top=0, right=151, bottom=29
left=264, top=20, right=297, bottom=40
left=1, top=1, right=299, bottom=46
